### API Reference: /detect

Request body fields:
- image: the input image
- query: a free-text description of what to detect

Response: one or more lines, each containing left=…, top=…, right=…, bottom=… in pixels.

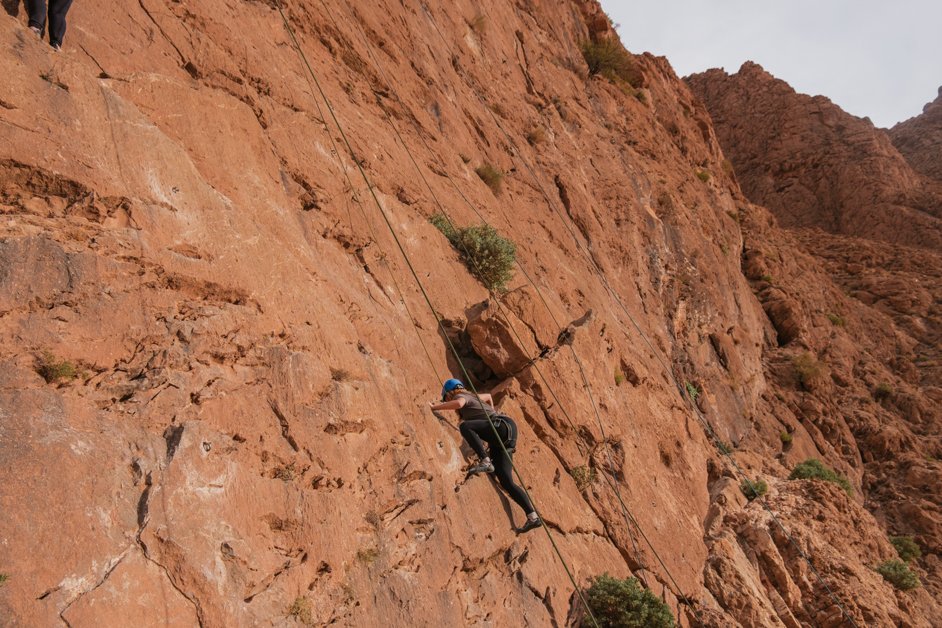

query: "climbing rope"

left=324, top=3, right=708, bottom=620
left=275, top=4, right=601, bottom=626
left=418, top=6, right=859, bottom=624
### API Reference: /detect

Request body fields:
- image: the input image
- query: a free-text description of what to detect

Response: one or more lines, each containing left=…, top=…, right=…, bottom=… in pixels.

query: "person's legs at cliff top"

left=47, top=0, right=74, bottom=48
left=26, top=0, right=47, bottom=35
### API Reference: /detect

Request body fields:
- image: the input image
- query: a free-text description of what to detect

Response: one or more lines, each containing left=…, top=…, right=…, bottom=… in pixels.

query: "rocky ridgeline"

left=0, top=1, right=939, bottom=626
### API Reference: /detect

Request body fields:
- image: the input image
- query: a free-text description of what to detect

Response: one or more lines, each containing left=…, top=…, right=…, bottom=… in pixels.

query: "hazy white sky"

left=600, top=0, right=942, bottom=128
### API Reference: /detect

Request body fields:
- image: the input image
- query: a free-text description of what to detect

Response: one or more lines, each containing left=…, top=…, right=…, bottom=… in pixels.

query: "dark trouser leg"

left=490, top=446, right=535, bottom=515
left=459, top=419, right=490, bottom=460
left=26, top=0, right=46, bottom=30
left=47, top=0, right=72, bottom=46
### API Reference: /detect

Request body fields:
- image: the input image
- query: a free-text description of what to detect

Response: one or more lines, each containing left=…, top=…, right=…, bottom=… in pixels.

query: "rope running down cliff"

left=275, top=4, right=602, bottom=627
left=320, top=1, right=709, bottom=618
left=419, top=4, right=861, bottom=625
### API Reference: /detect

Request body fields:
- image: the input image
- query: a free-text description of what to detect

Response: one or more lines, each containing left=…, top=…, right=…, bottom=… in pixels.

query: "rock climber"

left=429, top=378, right=542, bottom=534
left=26, top=0, right=74, bottom=51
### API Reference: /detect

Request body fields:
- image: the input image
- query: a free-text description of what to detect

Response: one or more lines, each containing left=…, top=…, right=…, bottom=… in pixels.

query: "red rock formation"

left=891, top=87, right=942, bottom=184
left=0, top=1, right=938, bottom=626
left=689, top=61, right=942, bottom=624
left=687, top=63, right=942, bottom=251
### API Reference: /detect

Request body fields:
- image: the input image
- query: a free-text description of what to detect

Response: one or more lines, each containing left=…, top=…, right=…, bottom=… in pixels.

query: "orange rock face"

left=0, top=2, right=938, bottom=626
left=892, top=87, right=942, bottom=184
left=689, top=62, right=942, bottom=624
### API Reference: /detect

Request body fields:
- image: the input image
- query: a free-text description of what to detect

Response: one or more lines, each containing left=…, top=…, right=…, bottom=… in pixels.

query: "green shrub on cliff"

left=0, top=573, right=8, bottom=587
left=876, top=559, right=920, bottom=590
left=792, top=352, right=824, bottom=390
left=891, top=536, right=921, bottom=563
left=789, top=458, right=852, bottom=495
left=36, top=352, right=81, bottom=383
left=474, top=163, right=504, bottom=194
left=740, top=478, right=768, bottom=500
left=580, top=39, right=642, bottom=87
left=582, top=573, right=674, bottom=627
left=430, top=214, right=516, bottom=292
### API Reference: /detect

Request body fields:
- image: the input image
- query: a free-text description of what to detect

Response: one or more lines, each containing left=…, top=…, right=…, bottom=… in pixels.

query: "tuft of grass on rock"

left=685, top=381, right=700, bottom=403
left=469, top=13, right=486, bottom=35
left=789, top=458, right=852, bottom=495
left=582, top=573, right=675, bottom=628
left=0, top=573, right=8, bottom=587
left=614, top=369, right=625, bottom=386
left=526, top=126, right=546, bottom=145
left=273, top=463, right=296, bottom=482
left=696, top=170, right=711, bottom=183
left=827, top=313, right=846, bottom=327
left=876, top=559, right=920, bottom=591
left=792, top=352, right=824, bottom=390
left=356, top=546, right=379, bottom=564
left=475, top=163, right=504, bottom=195
left=779, top=431, right=793, bottom=445
left=288, top=596, right=314, bottom=625
left=330, top=367, right=353, bottom=382
left=874, top=382, right=893, bottom=401
left=740, top=478, right=768, bottom=501
left=570, top=465, right=597, bottom=491
left=36, top=352, right=82, bottom=383
left=891, top=536, right=921, bottom=563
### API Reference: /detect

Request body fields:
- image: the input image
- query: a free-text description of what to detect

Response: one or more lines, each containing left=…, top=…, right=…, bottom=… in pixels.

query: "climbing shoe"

left=516, top=517, right=542, bottom=534
left=467, top=460, right=494, bottom=475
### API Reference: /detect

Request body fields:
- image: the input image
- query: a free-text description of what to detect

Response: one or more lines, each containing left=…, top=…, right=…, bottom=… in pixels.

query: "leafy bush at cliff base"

left=876, top=560, right=920, bottom=590
left=788, top=458, right=853, bottom=495
left=430, top=214, right=516, bottom=292
left=582, top=573, right=675, bottom=628
left=891, top=536, right=922, bottom=563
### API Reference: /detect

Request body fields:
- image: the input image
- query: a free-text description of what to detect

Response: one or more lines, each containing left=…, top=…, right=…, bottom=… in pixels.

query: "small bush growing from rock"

left=475, top=163, right=504, bottom=194
left=0, top=573, right=8, bottom=587
left=526, top=126, right=546, bottom=145
left=789, top=458, right=852, bottom=495
left=469, top=13, right=486, bottom=34
left=716, top=441, right=733, bottom=455
left=827, top=313, right=846, bottom=326
left=580, top=39, right=642, bottom=87
left=430, top=214, right=517, bottom=292
left=685, top=381, right=700, bottom=403
left=36, top=352, right=81, bottom=383
left=741, top=478, right=768, bottom=500
left=614, top=370, right=625, bottom=386
left=273, top=463, right=296, bottom=482
left=356, top=546, right=379, bottom=564
left=696, top=170, right=711, bottom=183
left=288, top=596, right=314, bottom=625
left=792, top=353, right=824, bottom=390
left=571, top=465, right=597, bottom=491
left=876, top=559, right=920, bottom=590
left=760, top=274, right=773, bottom=283
left=582, top=573, right=674, bottom=627
left=779, top=431, right=793, bottom=444
left=891, top=536, right=921, bottom=563
left=874, top=382, right=893, bottom=401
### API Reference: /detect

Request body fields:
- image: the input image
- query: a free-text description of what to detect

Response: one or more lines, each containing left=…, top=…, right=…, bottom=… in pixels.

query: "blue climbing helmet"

left=441, top=378, right=465, bottom=401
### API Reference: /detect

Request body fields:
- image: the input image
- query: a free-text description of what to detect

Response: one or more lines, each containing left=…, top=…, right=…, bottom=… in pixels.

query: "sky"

left=599, top=0, right=942, bottom=128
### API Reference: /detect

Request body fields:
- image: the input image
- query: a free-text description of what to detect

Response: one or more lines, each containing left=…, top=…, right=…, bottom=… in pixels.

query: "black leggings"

left=459, top=418, right=535, bottom=516
left=27, top=0, right=74, bottom=47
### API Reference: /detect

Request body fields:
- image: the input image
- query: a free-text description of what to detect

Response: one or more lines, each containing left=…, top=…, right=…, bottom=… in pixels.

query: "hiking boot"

left=467, top=460, right=494, bottom=475
left=29, top=26, right=41, bottom=38
left=517, top=517, right=542, bottom=534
